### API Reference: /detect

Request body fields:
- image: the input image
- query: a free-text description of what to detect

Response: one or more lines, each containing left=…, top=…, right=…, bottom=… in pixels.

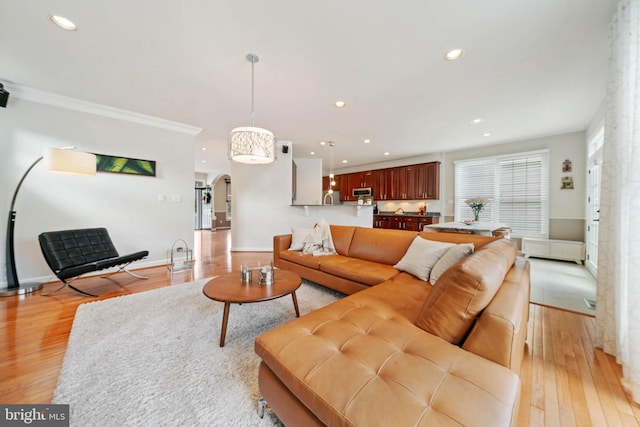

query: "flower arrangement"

left=465, top=197, right=489, bottom=222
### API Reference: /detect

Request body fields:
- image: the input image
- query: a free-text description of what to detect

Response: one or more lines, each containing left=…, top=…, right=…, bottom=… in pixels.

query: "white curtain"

left=595, top=0, right=640, bottom=404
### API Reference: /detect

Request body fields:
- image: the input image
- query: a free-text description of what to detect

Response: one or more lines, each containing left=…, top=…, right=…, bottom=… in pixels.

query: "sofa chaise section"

left=256, top=298, right=520, bottom=426
left=258, top=229, right=530, bottom=426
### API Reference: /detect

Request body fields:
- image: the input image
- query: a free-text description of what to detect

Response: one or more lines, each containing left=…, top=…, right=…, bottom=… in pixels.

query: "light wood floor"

left=1, top=230, right=638, bottom=426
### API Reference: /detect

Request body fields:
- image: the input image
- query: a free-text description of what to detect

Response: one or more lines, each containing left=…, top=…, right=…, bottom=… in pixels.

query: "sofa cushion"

left=393, top=237, right=454, bottom=281
left=346, top=227, right=417, bottom=265
left=319, top=256, right=399, bottom=286
left=429, top=243, right=474, bottom=285
left=328, top=225, right=357, bottom=256
left=415, top=239, right=517, bottom=345
left=255, top=295, right=521, bottom=427
left=279, top=251, right=324, bottom=269
left=289, top=226, right=312, bottom=251
left=354, top=272, right=433, bottom=322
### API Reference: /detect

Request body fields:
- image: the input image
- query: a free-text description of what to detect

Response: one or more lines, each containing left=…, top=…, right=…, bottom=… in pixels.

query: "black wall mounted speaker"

left=282, top=145, right=289, bottom=154
left=0, top=84, right=9, bottom=108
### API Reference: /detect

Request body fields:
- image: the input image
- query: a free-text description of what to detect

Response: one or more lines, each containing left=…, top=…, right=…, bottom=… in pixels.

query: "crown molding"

left=6, top=84, right=202, bottom=136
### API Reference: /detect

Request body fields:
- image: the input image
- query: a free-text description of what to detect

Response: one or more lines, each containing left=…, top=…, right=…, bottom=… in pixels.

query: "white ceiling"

left=0, top=1, right=617, bottom=174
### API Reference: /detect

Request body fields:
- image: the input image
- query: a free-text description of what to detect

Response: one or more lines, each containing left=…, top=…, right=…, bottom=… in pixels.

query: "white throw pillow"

left=393, top=237, right=454, bottom=281
left=289, top=226, right=312, bottom=251
left=429, top=243, right=474, bottom=285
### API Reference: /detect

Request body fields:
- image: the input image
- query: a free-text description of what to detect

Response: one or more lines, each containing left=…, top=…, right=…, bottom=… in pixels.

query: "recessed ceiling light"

left=483, top=133, right=492, bottom=137
left=445, top=49, right=463, bottom=61
left=310, top=151, right=315, bottom=155
left=384, top=152, right=390, bottom=156
left=471, top=118, right=483, bottom=124
left=342, top=160, right=348, bottom=163
left=320, top=141, right=326, bottom=146
left=201, top=160, right=207, bottom=163
left=335, top=101, right=346, bottom=108
left=201, top=147, right=207, bottom=151
left=50, top=15, right=77, bottom=31
left=364, top=139, right=371, bottom=144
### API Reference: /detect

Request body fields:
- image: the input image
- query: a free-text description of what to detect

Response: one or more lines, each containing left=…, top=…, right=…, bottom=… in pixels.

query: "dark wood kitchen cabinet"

left=372, top=169, right=387, bottom=200
left=374, top=215, right=440, bottom=230
left=373, top=215, right=392, bottom=229
left=383, top=162, right=438, bottom=201
left=323, top=174, right=341, bottom=194
left=348, top=171, right=372, bottom=189
left=415, top=162, right=440, bottom=199
left=337, top=171, right=373, bottom=201
left=329, top=161, right=440, bottom=202
left=392, top=165, right=417, bottom=200
left=339, top=174, right=352, bottom=201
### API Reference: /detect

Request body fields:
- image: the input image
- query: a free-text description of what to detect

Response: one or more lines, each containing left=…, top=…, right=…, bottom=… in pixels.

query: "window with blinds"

left=454, top=150, right=549, bottom=238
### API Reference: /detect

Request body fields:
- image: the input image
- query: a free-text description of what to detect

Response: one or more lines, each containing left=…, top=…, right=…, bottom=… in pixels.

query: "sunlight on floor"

left=528, top=257, right=597, bottom=316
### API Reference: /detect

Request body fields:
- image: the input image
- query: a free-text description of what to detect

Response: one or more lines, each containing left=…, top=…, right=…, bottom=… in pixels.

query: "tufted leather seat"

left=256, top=294, right=520, bottom=426
left=260, top=228, right=529, bottom=426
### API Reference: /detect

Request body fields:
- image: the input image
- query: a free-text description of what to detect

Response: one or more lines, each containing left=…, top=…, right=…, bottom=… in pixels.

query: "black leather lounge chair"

left=38, top=227, right=149, bottom=297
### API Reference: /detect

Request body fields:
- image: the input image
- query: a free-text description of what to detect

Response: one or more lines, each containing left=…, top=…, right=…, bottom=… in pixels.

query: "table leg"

left=219, top=302, right=230, bottom=347
left=291, top=291, right=300, bottom=317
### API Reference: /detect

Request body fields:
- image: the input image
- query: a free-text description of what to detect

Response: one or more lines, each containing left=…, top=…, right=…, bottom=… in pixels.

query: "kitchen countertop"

left=424, top=221, right=506, bottom=236
left=375, top=212, right=441, bottom=217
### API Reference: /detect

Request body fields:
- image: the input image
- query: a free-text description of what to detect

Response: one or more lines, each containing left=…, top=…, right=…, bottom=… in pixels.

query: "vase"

left=474, top=213, right=480, bottom=222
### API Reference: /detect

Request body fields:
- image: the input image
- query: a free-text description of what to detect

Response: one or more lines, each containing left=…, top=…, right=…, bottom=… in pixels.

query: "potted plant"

left=357, top=195, right=365, bottom=205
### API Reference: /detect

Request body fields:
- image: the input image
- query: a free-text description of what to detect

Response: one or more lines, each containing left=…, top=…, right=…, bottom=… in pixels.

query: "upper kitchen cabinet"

left=338, top=171, right=373, bottom=201
left=415, top=162, right=440, bottom=200
left=331, top=161, right=440, bottom=201
left=372, top=169, right=387, bottom=200
left=391, top=165, right=417, bottom=200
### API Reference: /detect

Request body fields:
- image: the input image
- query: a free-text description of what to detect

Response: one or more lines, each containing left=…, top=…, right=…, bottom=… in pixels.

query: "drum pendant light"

left=229, top=54, right=276, bottom=164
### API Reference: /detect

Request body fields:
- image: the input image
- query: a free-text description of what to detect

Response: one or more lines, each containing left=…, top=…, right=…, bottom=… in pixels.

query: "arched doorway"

left=210, top=174, right=231, bottom=231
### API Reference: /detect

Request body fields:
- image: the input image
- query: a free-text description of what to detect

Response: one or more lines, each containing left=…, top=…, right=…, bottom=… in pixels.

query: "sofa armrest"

left=462, top=258, right=530, bottom=372
left=273, top=234, right=292, bottom=268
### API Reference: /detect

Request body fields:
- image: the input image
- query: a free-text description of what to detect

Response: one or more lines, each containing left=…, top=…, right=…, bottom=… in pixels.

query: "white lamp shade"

left=229, top=127, right=276, bottom=164
left=44, top=148, right=97, bottom=176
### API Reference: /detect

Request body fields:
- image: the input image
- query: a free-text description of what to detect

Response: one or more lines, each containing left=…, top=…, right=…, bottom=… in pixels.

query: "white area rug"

left=53, top=278, right=342, bottom=426
left=528, top=258, right=597, bottom=316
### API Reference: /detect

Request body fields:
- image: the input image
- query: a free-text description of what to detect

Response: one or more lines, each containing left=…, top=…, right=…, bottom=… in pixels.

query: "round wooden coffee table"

left=202, top=269, right=301, bottom=347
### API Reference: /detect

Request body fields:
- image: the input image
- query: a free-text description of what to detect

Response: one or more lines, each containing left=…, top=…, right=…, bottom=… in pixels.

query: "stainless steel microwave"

left=352, top=187, right=373, bottom=197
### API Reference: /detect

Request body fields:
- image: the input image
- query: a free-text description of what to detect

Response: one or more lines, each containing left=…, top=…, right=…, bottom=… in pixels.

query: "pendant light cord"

left=251, top=58, right=255, bottom=126
left=246, top=54, right=259, bottom=127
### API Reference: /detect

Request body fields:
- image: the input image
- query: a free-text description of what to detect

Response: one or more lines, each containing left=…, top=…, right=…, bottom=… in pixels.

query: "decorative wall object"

left=562, top=159, right=572, bottom=172
left=561, top=176, right=574, bottom=189
left=96, top=154, right=156, bottom=176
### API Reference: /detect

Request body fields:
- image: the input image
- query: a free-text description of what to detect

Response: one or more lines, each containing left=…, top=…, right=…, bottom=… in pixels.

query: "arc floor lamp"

left=1, top=147, right=96, bottom=297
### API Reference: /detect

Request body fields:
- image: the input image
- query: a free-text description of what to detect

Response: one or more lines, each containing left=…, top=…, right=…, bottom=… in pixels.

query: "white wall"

left=230, top=142, right=372, bottom=251
left=0, top=94, right=198, bottom=285
left=214, top=178, right=228, bottom=208
left=293, top=158, right=323, bottom=205
left=194, top=172, right=208, bottom=186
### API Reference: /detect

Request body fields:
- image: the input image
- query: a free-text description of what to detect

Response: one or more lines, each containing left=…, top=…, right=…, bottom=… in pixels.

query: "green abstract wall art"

left=95, top=154, right=156, bottom=176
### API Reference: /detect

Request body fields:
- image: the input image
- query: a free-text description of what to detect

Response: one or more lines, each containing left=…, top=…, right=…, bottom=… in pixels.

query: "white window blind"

left=454, top=150, right=549, bottom=238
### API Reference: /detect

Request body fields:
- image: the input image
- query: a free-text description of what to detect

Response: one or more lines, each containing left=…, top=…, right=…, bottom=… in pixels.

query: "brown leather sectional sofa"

left=256, top=225, right=531, bottom=426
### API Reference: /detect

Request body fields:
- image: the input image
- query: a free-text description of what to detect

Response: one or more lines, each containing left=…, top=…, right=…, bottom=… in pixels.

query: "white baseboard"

left=0, top=259, right=168, bottom=288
